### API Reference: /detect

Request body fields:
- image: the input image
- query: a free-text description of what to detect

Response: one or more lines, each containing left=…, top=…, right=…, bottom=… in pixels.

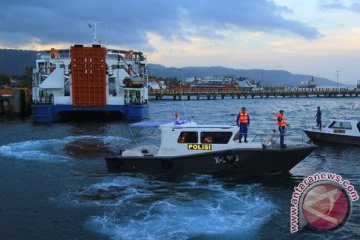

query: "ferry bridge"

left=149, top=87, right=359, bottom=100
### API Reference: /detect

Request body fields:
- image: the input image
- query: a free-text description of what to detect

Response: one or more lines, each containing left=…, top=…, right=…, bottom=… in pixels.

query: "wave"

left=0, top=135, right=130, bottom=162
left=79, top=174, right=275, bottom=239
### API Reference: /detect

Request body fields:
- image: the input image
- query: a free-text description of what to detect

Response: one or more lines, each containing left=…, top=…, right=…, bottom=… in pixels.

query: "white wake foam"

left=82, top=175, right=275, bottom=239
left=0, top=135, right=130, bottom=162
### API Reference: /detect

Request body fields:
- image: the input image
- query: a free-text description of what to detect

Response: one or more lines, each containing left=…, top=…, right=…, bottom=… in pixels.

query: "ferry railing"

left=38, top=96, right=54, bottom=104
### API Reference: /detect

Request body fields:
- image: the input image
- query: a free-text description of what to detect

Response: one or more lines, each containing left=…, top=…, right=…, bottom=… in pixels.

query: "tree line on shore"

left=0, top=66, right=32, bottom=88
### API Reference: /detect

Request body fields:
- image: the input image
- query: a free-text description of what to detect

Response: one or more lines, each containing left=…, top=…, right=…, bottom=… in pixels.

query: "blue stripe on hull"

left=31, top=104, right=148, bottom=122
left=125, top=104, right=149, bottom=121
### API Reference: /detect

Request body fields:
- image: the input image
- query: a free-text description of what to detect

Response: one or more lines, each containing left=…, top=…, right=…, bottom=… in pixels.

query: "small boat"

left=235, top=76, right=262, bottom=90
left=191, top=75, right=235, bottom=89
left=303, top=117, right=360, bottom=145
left=298, top=76, right=317, bottom=88
left=105, top=121, right=316, bottom=175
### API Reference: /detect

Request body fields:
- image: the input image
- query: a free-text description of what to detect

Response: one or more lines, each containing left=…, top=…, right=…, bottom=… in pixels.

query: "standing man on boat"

left=237, top=107, right=250, bottom=143
left=315, top=106, right=322, bottom=130
left=275, top=110, right=287, bottom=148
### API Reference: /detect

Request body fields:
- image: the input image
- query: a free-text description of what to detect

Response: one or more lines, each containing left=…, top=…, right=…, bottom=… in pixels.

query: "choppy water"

left=0, top=97, right=359, bottom=240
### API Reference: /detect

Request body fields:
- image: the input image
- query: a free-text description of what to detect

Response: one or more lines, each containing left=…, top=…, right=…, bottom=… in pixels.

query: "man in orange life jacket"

left=275, top=110, right=287, bottom=148
left=237, top=107, right=250, bottom=143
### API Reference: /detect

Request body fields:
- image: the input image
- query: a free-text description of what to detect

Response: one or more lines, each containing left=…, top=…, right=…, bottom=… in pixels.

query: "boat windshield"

left=177, top=131, right=234, bottom=144
left=200, top=132, right=233, bottom=144
left=322, top=120, right=330, bottom=128
left=178, top=132, right=198, bottom=143
left=328, top=121, right=352, bottom=129
left=129, top=121, right=169, bottom=127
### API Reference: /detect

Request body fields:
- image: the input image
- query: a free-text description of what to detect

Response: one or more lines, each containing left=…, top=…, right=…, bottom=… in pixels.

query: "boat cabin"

left=122, top=121, right=256, bottom=157
left=322, top=118, right=360, bottom=136
left=157, top=122, right=246, bottom=156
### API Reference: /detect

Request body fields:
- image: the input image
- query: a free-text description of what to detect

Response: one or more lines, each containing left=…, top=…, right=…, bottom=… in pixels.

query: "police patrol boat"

left=303, top=116, right=360, bottom=146
left=105, top=121, right=316, bottom=175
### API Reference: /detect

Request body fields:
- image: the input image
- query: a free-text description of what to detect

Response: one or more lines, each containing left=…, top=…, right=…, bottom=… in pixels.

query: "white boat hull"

left=303, top=129, right=360, bottom=146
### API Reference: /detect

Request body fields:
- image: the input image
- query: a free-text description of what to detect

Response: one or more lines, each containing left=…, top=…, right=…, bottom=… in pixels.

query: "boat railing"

left=249, top=130, right=276, bottom=148
left=252, top=129, right=309, bottom=146
left=301, top=131, right=307, bottom=145
left=37, top=96, right=54, bottom=104
left=251, top=129, right=276, bottom=143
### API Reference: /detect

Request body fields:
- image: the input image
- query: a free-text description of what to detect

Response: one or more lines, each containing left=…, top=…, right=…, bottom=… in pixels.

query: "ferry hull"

left=105, top=145, right=316, bottom=175
left=303, top=130, right=360, bottom=146
left=31, top=104, right=148, bottom=122
left=125, top=104, right=149, bottom=120
left=31, top=104, right=58, bottom=122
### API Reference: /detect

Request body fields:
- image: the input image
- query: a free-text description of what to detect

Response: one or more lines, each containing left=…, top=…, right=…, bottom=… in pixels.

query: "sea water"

left=0, top=97, right=359, bottom=240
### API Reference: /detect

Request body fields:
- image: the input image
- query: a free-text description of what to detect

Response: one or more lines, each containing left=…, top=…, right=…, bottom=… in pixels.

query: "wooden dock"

left=149, top=88, right=359, bottom=100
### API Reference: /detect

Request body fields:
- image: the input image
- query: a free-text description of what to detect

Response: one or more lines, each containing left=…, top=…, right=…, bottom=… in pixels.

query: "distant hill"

left=0, top=49, right=339, bottom=87
left=148, top=64, right=339, bottom=87
left=0, top=49, right=37, bottom=75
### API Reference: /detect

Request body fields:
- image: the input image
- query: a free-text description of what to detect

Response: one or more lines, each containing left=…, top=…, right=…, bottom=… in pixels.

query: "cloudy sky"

left=1, top=0, right=359, bottom=84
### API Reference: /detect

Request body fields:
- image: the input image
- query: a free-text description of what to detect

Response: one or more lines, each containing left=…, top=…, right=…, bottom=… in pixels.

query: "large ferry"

left=191, top=75, right=261, bottom=89
left=191, top=75, right=235, bottom=89
left=298, top=76, right=317, bottom=88
left=31, top=45, right=149, bottom=122
left=168, top=75, right=261, bottom=91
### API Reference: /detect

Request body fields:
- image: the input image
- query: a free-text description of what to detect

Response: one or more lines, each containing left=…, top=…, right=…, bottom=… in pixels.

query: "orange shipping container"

left=71, top=45, right=106, bottom=106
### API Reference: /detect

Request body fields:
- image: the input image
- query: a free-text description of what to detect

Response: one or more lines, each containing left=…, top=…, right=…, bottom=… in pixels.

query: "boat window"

left=233, top=132, right=240, bottom=141
left=357, top=122, right=360, bottom=132
left=200, top=132, right=233, bottom=144
left=328, top=121, right=352, bottom=129
left=178, top=131, right=198, bottom=143
left=322, top=121, right=330, bottom=128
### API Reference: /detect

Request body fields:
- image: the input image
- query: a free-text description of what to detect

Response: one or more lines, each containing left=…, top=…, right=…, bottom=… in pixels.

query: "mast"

left=88, top=22, right=98, bottom=44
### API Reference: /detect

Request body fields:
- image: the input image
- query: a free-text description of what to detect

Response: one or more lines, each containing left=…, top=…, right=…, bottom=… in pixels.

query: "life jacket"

left=238, top=111, right=249, bottom=123
left=275, top=113, right=286, bottom=126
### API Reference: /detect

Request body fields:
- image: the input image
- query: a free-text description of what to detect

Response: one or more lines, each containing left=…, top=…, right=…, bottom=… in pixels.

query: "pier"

left=0, top=88, right=31, bottom=117
left=149, top=87, right=359, bottom=100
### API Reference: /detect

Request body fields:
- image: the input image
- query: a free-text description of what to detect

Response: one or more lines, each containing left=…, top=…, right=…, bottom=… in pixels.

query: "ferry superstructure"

left=31, top=44, right=148, bottom=122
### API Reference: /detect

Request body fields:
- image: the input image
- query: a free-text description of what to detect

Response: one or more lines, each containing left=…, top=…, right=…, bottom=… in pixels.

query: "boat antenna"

left=178, top=76, right=188, bottom=120
left=182, top=98, right=188, bottom=120
left=104, top=22, right=108, bottom=47
left=88, top=22, right=98, bottom=44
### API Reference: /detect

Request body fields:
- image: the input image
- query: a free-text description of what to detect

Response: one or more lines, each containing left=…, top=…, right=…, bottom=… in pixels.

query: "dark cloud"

left=348, top=1, right=360, bottom=11
left=319, top=0, right=360, bottom=12
left=319, top=0, right=345, bottom=9
left=0, top=0, right=320, bottom=50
